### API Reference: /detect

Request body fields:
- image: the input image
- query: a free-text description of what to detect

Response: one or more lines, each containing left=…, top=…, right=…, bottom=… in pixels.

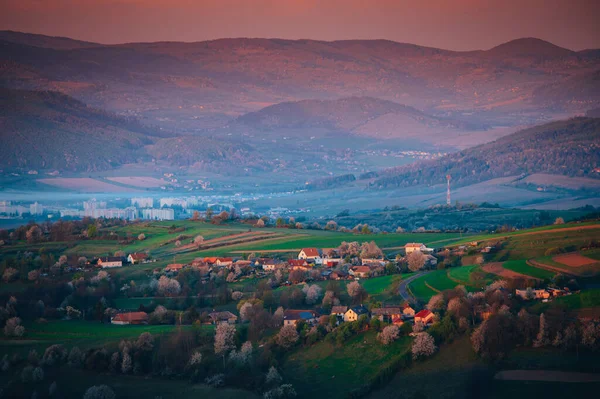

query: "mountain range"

left=0, top=31, right=599, bottom=195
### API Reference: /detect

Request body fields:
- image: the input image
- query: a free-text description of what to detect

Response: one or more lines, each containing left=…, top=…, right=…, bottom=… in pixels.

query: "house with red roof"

left=111, top=312, right=148, bottom=325
left=298, top=248, right=323, bottom=265
left=127, top=253, right=148, bottom=264
left=414, top=309, right=434, bottom=324
left=349, top=265, right=371, bottom=278
left=165, top=263, right=185, bottom=272
left=288, top=259, right=311, bottom=271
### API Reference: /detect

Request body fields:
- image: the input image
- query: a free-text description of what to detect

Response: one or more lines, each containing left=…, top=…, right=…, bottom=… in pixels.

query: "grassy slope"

left=284, top=331, right=411, bottom=399
left=503, top=260, right=555, bottom=280
left=408, top=268, right=487, bottom=301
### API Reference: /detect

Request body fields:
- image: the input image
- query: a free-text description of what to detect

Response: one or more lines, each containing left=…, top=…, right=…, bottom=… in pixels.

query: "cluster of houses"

left=515, top=287, right=573, bottom=302
left=110, top=303, right=436, bottom=329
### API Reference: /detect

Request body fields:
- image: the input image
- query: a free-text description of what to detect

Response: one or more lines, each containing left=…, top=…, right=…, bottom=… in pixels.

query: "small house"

left=98, top=256, right=123, bottom=268
left=371, top=307, right=402, bottom=324
left=111, top=312, right=148, bottom=325
left=298, top=248, right=323, bottom=265
left=165, top=263, right=185, bottom=272
left=349, top=266, right=371, bottom=278
left=209, top=311, right=238, bottom=325
left=404, top=243, right=426, bottom=254
left=215, top=257, right=233, bottom=267
left=331, top=306, right=348, bottom=317
left=283, top=309, right=318, bottom=326
left=127, top=253, right=148, bottom=264
left=330, top=270, right=349, bottom=280
left=402, top=304, right=416, bottom=318
left=414, top=309, right=434, bottom=325
left=263, top=259, right=285, bottom=271
left=344, top=305, right=369, bottom=322
left=288, top=259, right=311, bottom=271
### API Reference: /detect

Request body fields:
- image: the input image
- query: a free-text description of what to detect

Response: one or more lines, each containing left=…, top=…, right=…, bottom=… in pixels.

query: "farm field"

left=408, top=268, right=485, bottom=301
left=284, top=331, right=411, bottom=399
left=362, top=274, right=405, bottom=303
left=502, top=260, right=555, bottom=280
left=529, top=253, right=600, bottom=277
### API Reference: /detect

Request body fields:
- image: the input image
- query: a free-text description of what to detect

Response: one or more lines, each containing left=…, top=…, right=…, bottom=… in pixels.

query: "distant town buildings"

left=29, top=202, right=44, bottom=215
left=131, top=197, right=153, bottom=208
left=141, top=208, right=175, bottom=221
left=85, top=207, right=137, bottom=220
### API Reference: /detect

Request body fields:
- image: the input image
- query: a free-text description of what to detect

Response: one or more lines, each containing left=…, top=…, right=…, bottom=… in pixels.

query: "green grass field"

left=553, top=289, right=600, bottom=309
left=0, top=367, right=254, bottom=399
left=362, top=274, right=405, bottom=303
left=408, top=268, right=485, bottom=301
left=503, top=260, right=555, bottom=280
left=284, top=331, right=412, bottom=399
left=448, top=265, right=478, bottom=284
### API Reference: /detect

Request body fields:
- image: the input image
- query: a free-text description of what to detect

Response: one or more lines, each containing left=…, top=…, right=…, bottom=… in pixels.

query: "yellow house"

left=402, top=304, right=415, bottom=317
left=343, top=305, right=369, bottom=322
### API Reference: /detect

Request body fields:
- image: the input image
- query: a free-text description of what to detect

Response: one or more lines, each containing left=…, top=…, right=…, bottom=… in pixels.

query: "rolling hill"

left=0, top=88, right=161, bottom=171
left=1, top=31, right=598, bottom=134
left=236, top=96, right=482, bottom=140
left=370, top=117, right=600, bottom=189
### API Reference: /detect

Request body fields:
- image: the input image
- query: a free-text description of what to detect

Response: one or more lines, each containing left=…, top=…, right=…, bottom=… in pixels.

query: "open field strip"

left=502, top=260, right=555, bottom=280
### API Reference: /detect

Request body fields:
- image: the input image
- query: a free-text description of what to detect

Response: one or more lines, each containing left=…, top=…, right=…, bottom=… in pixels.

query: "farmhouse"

left=371, top=307, right=402, bottom=324
left=329, top=270, right=349, bottom=280
left=298, top=248, right=323, bottom=265
left=331, top=306, right=348, bottom=317
left=405, top=243, right=426, bottom=254
left=349, top=266, right=371, bottom=278
left=263, top=259, right=285, bottom=271
left=515, top=288, right=551, bottom=300
left=209, top=311, right=238, bottom=325
left=288, top=259, right=311, bottom=271
left=97, top=256, right=123, bottom=268
left=344, top=305, right=369, bottom=322
left=283, top=309, right=318, bottom=326
left=165, top=263, right=185, bottom=272
left=215, top=257, right=233, bottom=267
left=127, top=253, right=148, bottom=264
left=402, top=304, right=416, bottom=318
left=324, top=258, right=343, bottom=267
left=111, top=312, right=148, bottom=325
left=414, top=309, right=434, bottom=324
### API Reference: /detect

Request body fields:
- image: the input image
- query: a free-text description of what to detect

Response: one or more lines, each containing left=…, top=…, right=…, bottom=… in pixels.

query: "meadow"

left=284, top=331, right=412, bottom=399
left=502, top=260, right=556, bottom=280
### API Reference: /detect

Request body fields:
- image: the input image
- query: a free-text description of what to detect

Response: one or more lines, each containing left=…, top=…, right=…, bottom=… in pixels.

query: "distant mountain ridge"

left=1, top=30, right=598, bottom=135
left=369, top=118, right=600, bottom=190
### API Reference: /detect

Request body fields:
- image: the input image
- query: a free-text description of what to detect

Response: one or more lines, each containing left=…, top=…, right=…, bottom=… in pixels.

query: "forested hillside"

left=371, top=118, right=600, bottom=189
left=0, top=88, right=159, bottom=171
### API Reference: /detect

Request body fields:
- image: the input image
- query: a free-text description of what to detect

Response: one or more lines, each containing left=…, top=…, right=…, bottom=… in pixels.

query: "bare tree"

left=83, top=385, right=116, bottom=399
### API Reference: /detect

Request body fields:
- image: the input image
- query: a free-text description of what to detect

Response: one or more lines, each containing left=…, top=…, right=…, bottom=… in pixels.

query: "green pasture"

left=284, top=331, right=412, bottom=399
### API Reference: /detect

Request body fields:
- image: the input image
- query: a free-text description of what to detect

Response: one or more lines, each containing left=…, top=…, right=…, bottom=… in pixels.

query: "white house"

left=298, top=248, right=323, bottom=265
left=98, top=256, right=123, bottom=268
left=404, top=243, right=426, bottom=254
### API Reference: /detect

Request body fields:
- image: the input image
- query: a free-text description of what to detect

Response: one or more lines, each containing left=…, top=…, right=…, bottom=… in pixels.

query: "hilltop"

left=1, top=31, right=598, bottom=132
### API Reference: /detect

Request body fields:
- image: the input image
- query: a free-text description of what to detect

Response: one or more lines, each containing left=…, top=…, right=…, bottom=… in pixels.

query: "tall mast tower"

left=446, top=174, right=451, bottom=205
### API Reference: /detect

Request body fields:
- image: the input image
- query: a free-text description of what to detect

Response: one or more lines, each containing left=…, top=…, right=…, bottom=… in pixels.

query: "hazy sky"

left=1, top=0, right=599, bottom=50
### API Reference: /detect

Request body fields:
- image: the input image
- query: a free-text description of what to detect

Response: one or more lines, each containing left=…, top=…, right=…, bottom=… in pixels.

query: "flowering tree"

left=4, top=317, right=25, bottom=337
left=189, top=351, right=202, bottom=367
left=426, top=293, right=445, bottom=311
left=533, top=313, right=550, bottom=347
left=214, top=323, right=237, bottom=364
left=194, top=235, right=204, bottom=248
left=407, top=251, right=426, bottom=271
left=26, top=225, right=42, bottom=243
left=276, top=325, right=299, bottom=349
left=272, top=307, right=284, bottom=327
left=2, top=267, right=18, bottom=283
left=412, top=332, right=437, bottom=359
left=157, top=276, right=181, bottom=296
left=321, top=291, right=340, bottom=308
left=256, top=219, right=265, bottom=227
left=232, top=291, right=244, bottom=301
left=347, top=281, right=365, bottom=301
left=378, top=325, right=400, bottom=345
left=303, top=284, right=323, bottom=305
left=239, top=302, right=255, bottom=322
left=360, top=241, right=383, bottom=259
left=229, top=341, right=253, bottom=366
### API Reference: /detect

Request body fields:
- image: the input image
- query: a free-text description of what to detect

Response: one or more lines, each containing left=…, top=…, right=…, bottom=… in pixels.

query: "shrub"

left=83, top=385, right=116, bottom=399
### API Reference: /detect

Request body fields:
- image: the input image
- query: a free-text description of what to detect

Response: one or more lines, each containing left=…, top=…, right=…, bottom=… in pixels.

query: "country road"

left=398, top=271, right=432, bottom=304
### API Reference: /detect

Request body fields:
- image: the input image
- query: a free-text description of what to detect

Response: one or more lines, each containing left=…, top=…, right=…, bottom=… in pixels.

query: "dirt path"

left=495, top=370, right=600, bottom=382
left=482, top=262, right=540, bottom=280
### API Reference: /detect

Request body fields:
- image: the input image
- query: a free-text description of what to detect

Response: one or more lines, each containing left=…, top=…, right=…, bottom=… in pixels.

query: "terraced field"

left=502, top=260, right=556, bottom=280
